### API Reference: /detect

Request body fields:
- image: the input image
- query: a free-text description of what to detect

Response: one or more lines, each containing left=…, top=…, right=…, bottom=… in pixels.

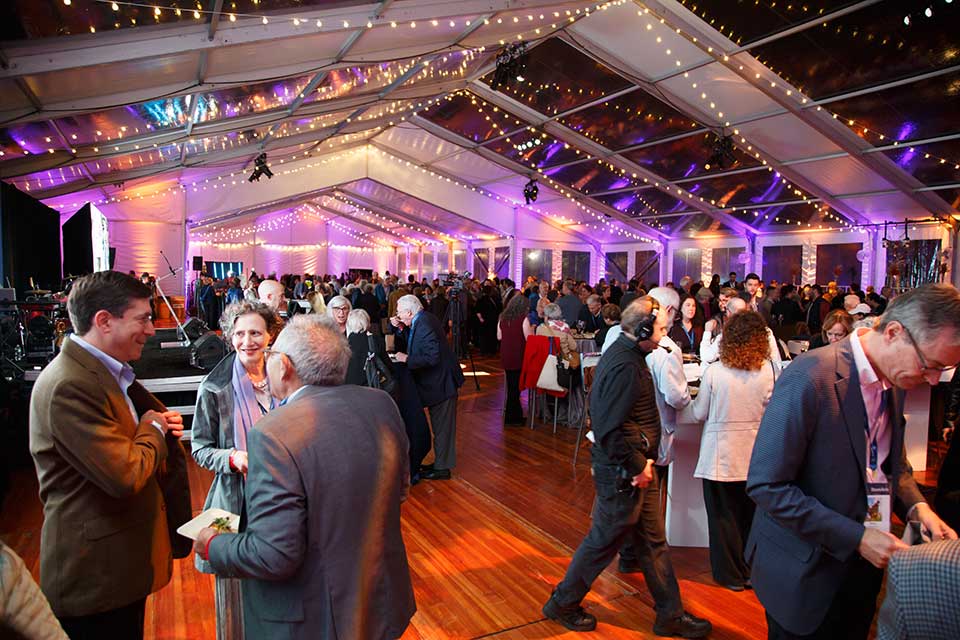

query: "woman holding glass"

left=192, top=301, right=281, bottom=640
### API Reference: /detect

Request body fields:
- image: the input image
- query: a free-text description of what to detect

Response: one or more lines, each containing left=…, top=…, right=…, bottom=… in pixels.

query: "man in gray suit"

left=746, top=284, right=960, bottom=640
left=194, top=315, right=416, bottom=639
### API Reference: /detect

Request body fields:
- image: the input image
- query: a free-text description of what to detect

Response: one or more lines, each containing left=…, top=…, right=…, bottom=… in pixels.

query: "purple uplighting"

left=682, top=163, right=698, bottom=178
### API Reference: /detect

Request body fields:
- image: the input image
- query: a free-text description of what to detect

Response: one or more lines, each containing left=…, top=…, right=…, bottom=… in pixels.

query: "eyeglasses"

left=899, top=323, right=958, bottom=375
left=331, top=306, right=349, bottom=312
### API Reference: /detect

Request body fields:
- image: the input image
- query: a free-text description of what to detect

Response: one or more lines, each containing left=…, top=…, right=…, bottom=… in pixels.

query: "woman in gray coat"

left=192, top=301, right=281, bottom=640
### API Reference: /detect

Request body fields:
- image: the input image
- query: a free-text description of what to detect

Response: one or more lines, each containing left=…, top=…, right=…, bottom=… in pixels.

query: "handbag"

left=364, top=334, right=397, bottom=396
left=536, top=338, right=570, bottom=392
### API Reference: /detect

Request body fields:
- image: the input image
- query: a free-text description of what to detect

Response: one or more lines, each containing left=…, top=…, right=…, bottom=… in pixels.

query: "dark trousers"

left=427, top=394, right=458, bottom=470
left=58, top=598, right=146, bottom=640
left=554, top=464, right=683, bottom=620
left=504, top=369, right=523, bottom=423
left=394, top=364, right=431, bottom=478
left=766, top=557, right=883, bottom=640
left=702, top=479, right=755, bottom=586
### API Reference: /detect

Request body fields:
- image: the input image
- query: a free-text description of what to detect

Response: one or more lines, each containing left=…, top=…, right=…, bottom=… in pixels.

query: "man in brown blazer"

left=29, top=271, right=186, bottom=639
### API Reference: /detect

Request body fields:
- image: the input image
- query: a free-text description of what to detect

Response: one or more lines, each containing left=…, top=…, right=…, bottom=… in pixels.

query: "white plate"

left=176, top=508, right=240, bottom=540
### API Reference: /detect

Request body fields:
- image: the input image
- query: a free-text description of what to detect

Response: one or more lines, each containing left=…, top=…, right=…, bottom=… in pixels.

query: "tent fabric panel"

left=789, top=156, right=897, bottom=198
left=567, top=3, right=711, bottom=82
left=21, top=51, right=201, bottom=106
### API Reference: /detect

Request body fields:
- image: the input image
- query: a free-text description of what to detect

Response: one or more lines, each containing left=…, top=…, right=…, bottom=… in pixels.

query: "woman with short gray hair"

left=326, top=295, right=352, bottom=334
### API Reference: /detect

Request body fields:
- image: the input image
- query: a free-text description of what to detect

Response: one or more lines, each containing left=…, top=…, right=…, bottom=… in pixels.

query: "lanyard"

left=683, top=325, right=695, bottom=348
left=863, top=388, right=889, bottom=475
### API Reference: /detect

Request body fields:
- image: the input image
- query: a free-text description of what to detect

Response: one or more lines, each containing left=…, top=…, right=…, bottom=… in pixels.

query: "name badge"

left=864, top=482, right=891, bottom=532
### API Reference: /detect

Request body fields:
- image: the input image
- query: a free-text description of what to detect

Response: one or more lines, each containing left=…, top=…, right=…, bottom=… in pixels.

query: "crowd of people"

left=5, top=265, right=960, bottom=640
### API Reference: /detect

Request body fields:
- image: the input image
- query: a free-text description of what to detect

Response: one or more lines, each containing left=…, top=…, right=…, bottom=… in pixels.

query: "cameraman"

left=541, top=297, right=711, bottom=637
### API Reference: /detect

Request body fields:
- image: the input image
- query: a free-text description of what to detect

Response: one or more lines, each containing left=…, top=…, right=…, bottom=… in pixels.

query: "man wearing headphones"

left=542, top=297, right=712, bottom=636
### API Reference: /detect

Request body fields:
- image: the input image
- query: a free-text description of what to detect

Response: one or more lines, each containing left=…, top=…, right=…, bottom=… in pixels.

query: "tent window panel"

left=494, top=246, right=510, bottom=280
left=454, top=250, right=467, bottom=274
left=672, top=248, right=702, bottom=285
left=634, top=250, right=660, bottom=287
left=522, top=248, right=552, bottom=283
left=561, top=251, right=591, bottom=283
left=712, top=247, right=747, bottom=282
left=605, top=252, right=628, bottom=283
left=816, top=243, right=863, bottom=288
left=762, top=245, right=804, bottom=286
left=473, top=248, right=491, bottom=280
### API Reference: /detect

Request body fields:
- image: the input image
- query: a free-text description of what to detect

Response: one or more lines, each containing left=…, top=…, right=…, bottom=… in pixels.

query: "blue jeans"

left=553, top=463, right=683, bottom=620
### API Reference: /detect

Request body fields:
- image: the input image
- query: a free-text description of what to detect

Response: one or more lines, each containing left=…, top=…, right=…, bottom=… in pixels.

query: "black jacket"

left=588, top=333, right=660, bottom=475
left=356, top=292, right=382, bottom=324
left=394, top=311, right=464, bottom=407
left=577, top=307, right=604, bottom=333
left=346, top=332, right=390, bottom=387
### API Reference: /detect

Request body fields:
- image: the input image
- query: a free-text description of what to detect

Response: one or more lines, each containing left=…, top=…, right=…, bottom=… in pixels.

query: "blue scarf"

left=231, top=354, right=272, bottom=452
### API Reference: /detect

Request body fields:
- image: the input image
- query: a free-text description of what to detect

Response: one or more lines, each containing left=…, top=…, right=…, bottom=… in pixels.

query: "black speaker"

left=181, top=317, right=209, bottom=341
left=109, top=247, right=117, bottom=269
left=190, top=332, right=228, bottom=370
left=192, top=256, right=204, bottom=271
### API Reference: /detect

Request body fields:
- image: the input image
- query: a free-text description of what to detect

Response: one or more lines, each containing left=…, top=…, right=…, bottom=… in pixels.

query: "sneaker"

left=542, top=593, right=598, bottom=632
left=653, top=611, right=712, bottom=638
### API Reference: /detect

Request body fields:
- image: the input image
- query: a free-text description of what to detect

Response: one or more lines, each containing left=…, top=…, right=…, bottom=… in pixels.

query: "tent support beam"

left=410, top=114, right=667, bottom=243
left=638, top=0, right=956, bottom=218
left=467, top=82, right=755, bottom=238
left=368, top=139, right=603, bottom=251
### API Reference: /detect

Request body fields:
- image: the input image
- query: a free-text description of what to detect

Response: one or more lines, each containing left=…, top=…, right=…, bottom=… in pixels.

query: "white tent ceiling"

left=0, top=0, right=957, bottom=250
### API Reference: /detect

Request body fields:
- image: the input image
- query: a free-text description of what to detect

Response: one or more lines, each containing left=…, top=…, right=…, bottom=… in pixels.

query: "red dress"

left=499, top=316, right=527, bottom=371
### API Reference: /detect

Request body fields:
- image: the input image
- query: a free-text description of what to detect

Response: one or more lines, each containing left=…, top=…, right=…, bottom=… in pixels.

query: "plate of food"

left=176, top=508, right=240, bottom=540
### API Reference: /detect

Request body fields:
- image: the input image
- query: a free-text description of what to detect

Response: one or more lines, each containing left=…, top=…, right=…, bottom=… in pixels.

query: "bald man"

left=258, top=279, right=288, bottom=317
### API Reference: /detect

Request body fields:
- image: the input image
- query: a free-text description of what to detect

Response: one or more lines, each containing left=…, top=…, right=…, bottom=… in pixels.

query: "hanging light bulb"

left=924, top=6, right=933, bottom=18
left=111, top=1, right=119, bottom=9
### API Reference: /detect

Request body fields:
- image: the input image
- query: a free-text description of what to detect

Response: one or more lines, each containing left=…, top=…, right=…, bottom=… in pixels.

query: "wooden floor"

left=4, top=355, right=775, bottom=639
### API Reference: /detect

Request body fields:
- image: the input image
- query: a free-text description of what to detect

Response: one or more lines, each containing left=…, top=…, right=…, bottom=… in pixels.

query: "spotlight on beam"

left=491, top=41, right=528, bottom=90
left=523, top=178, right=539, bottom=205
left=704, top=134, right=738, bottom=171
left=248, top=152, right=274, bottom=182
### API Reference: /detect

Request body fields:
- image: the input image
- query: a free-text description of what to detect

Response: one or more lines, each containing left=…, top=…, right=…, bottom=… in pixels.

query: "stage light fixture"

left=704, top=134, right=738, bottom=171
left=491, top=41, right=528, bottom=90
left=903, top=221, right=911, bottom=248
left=523, top=178, right=539, bottom=205
left=248, top=152, right=274, bottom=182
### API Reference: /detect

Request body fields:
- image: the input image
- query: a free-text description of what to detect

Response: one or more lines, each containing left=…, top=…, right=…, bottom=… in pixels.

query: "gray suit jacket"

left=208, top=385, right=415, bottom=640
left=745, top=338, right=924, bottom=635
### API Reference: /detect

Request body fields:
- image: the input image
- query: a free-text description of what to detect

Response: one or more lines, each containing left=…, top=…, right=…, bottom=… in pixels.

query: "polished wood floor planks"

left=2, top=354, right=780, bottom=639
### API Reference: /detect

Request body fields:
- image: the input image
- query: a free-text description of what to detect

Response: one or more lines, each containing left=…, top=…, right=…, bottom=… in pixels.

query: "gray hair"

left=363, top=283, right=374, bottom=294
left=621, top=296, right=658, bottom=337
left=220, top=300, right=281, bottom=341
left=844, top=294, right=860, bottom=313
left=877, top=284, right=960, bottom=345
left=397, top=294, right=423, bottom=314
left=346, top=309, right=370, bottom=336
left=586, top=294, right=601, bottom=306
left=542, top=302, right=563, bottom=321
left=647, top=286, right=681, bottom=329
left=272, top=315, right=349, bottom=386
left=326, top=295, right=352, bottom=319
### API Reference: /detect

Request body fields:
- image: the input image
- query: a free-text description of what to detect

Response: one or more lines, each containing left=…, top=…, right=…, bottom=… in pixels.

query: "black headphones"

left=636, top=297, right=661, bottom=341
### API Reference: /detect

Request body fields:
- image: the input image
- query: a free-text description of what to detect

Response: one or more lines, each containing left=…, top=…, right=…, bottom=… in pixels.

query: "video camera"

left=441, top=271, right=471, bottom=291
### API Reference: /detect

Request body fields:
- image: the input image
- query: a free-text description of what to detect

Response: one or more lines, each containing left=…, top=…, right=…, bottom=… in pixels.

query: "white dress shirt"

left=848, top=328, right=892, bottom=484
left=70, top=335, right=145, bottom=429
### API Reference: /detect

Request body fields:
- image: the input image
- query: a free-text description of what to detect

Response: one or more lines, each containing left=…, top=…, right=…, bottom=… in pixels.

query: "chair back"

left=519, top=334, right=563, bottom=394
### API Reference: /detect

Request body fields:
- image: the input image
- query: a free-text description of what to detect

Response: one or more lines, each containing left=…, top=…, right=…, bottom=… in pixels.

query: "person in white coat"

left=692, top=310, right=777, bottom=591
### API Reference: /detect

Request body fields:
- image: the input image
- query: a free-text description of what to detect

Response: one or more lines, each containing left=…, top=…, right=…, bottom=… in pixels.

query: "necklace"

left=250, top=376, right=269, bottom=391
